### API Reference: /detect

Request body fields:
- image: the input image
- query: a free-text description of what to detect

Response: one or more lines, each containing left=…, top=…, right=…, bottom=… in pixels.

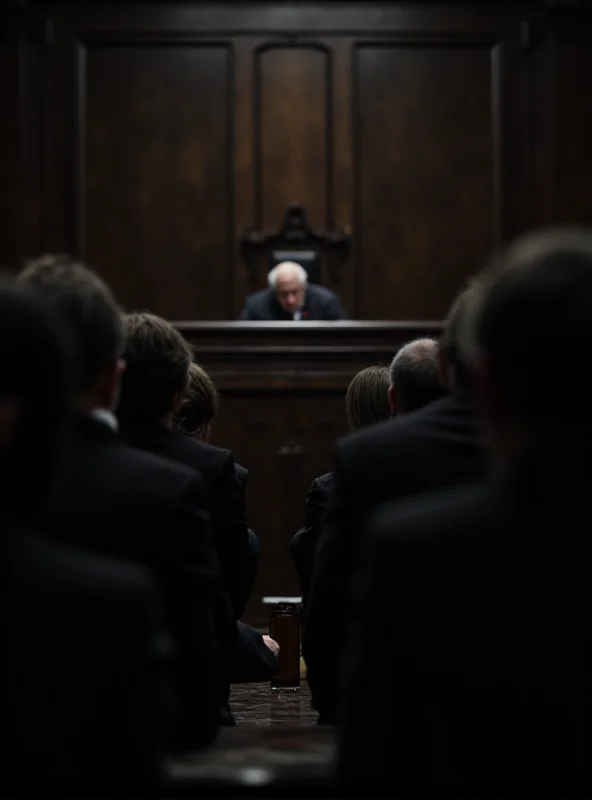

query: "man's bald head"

left=268, top=261, right=308, bottom=314
left=388, top=337, right=447, bottom=414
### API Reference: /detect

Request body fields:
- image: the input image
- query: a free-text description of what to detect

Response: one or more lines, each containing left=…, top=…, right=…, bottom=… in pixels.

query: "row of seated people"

left=4, top=223, right=592, bottom=796
left=290, top=338, right=447, bottom=606
left=1, top=255, right=279, bottom=797
left=297, top=225, right=592, bottom=795
left=174, top=335, right=449, bottom=615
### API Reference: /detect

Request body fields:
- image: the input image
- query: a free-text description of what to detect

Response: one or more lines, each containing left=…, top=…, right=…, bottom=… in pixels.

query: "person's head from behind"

left=345, top=366, right=391, bottom=432
left=388, top=337, right=446, bottom=415
left=268, top=261, right=308, bottom=314
left=460, top=226, right=592, bottom=463
left=438, top=280, right=477, bottom=393
left=175, top=361, right=219, bottom=442
left=0, top=278, right=73, bottom=524
left=118, top=311, right=193, bottom=428
left=16, top=254, right=124, bottom=414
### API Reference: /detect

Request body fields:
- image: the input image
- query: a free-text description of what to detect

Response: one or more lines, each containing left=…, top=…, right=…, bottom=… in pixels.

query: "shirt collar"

left=89, top=408, right=119, bottom=432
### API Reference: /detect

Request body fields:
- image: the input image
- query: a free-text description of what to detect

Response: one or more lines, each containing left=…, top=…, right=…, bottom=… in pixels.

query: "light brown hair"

left=345, top=365, right=391, bottom=432
left=175, top=361, right=219, bottom=437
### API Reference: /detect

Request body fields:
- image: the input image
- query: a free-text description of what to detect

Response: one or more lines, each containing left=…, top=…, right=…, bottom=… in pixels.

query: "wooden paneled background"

left=2, top=1, right=592, bottom=624
left=2, top=2, right=592, bottom=320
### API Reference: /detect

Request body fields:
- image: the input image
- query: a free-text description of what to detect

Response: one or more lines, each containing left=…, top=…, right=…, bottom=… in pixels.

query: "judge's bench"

left=176, top=321, right=441, bottom=628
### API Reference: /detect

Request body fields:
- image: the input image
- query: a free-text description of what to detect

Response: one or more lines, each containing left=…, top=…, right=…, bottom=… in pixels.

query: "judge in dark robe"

left=240, top=261, right=347, bottom=321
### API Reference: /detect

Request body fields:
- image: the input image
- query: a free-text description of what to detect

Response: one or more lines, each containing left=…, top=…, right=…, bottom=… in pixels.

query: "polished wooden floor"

left=168, top=681, right=335, bottom=793
left=230, top=680, right=318, bottom=725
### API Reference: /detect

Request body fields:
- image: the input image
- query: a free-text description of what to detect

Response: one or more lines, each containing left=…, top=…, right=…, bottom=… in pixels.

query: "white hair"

left=267, top=261, right=308, bottom=290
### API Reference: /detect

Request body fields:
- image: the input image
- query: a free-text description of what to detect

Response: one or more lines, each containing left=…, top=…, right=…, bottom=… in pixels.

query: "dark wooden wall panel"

left=3, top=3, right=591, bottom=321
left=81, top=41, right=232, bottom=319
left=0, top=43, right=20, bottom=267
left=354, top=42, right=496, bottom=319
left=256, top=45, right=330, bottom=232
left=214, top=391, right=349, bottom=622
left=554, top=34, right=592, bottom=226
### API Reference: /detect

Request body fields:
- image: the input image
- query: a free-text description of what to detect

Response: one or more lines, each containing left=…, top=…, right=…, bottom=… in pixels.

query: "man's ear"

left=387, top=385, right=397, bottom=416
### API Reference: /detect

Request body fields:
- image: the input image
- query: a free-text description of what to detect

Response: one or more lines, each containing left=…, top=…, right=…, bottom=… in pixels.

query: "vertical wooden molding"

left=491, top=37, right=507, bottom=247
left=332, top=39, right=355, bottom=313
left=72, top=39, right=86, bottom=259
left=233, top=37, right=256, bottom=316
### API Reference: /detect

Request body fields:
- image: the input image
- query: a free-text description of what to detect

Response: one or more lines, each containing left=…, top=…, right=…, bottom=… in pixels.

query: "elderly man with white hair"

left=239, top=261, right=347, bottom=321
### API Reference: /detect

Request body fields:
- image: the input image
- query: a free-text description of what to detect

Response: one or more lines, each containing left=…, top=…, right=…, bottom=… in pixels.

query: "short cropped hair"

left=268, top=261, right=308, bottom=289
left=345, top=365, right=391, bottom=432
left=16, top=254, right=123, bottom=393
left=389, top=338, right=445, bottom=413
left=461, top=226, right=592, bottom=428
left=118, top=311, right=193, bottom=424
left=175, top=361, right=219, bottom=437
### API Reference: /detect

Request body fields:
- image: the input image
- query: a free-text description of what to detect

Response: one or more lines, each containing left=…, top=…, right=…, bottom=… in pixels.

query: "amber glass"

left=269, top=603, right=301, bottom=691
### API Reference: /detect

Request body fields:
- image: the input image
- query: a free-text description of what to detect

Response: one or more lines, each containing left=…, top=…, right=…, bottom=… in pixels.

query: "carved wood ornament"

left=239, top=204, right=351, bottom=287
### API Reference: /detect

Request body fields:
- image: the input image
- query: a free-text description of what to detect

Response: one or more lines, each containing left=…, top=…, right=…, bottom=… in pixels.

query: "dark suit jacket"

left=290, top=471, right=336, bottom=605
left=48, top=414, right=225, bottom=749
left=303, top=392, right=486, bottom=722
left=230, top=461, right=277, bottom=680
left=121, top=426, right=276, bottom=682
left=234, top=461, right=249, bottom=489
left=1, top=526, right=171, bottom=797
left=120, top=423, right=253, bottom=620
left=339, top=438, right=592, bottom=794
left=240, top=285, right=347, bottom=321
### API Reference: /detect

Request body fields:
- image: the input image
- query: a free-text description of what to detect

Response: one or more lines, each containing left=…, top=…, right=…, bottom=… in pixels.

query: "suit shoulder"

left=337, top=416, right=400, bottom=461
left=167, top=431, right=232, bottom=473
left=337, top=395, right=454, bottom=462
left=4, top=528, right=157, bottom=606
left=116, top=439, right=204, bottom=494
left=245, top=288, right=271, bottom=305
left=313, top=472, right=335, bottom=492
left=368, top=479, right=499, bottom=554
left=234, top=462, right=249, bottom=485
left=308, top=284, right=339, bottom=303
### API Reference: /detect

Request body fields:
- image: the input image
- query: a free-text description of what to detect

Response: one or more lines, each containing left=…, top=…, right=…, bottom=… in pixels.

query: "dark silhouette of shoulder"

left=241, top=285, right=347, bottom=321
left=290, top=471, right=336, bottom=602
left=2, top=526, right=172, bottom=796
left=119, top=422, right=253, bottom=619
left=340, top=450, right=592, bottom=792
left=51, top=414, right=224, bottom=751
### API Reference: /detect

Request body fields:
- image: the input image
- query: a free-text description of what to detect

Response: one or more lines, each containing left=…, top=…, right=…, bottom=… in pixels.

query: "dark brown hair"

left=118, top=311, right=193, bottom=424
left=175, top=361, right=219, bottom=437
left=345, top=365, right=391, bottom=432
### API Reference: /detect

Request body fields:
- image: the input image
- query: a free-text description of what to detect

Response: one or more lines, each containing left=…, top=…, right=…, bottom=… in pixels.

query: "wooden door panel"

left=212, top=391, right=348, bottom=626
left=0, top=42, right=20, bottom=266
left=555, top=35, right=592, bottom=226
left=256, top=45, right=331, bottom=232
left=354, top=42, right=496, bottom=319
left=83, top=42, right=232, bottom=319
